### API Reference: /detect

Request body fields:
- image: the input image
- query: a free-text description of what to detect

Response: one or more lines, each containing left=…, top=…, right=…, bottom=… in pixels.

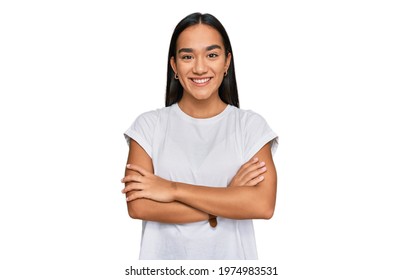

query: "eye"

left=208, top=53, right=219, bottom=58
left=181, top=55, right=193, bottom=60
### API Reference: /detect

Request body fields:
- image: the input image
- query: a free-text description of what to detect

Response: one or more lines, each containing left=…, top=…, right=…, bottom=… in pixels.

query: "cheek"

left=176, top=62, right=192, bottom=73
left=214, top=61, right=227, bottom=73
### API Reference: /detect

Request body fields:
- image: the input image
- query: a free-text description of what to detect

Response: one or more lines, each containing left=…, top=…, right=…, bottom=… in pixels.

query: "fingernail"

left=260, top=161, right=265, bottom=166
left=254, top=157, right=258, bottom=162
left=126, top=164, right=131, bottom=167
left=261, top=167, right=267, bottom=171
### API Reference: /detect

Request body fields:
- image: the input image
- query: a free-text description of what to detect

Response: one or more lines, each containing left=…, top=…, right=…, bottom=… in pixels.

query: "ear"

left=170, top=56, right=177, bottom=74
left=225, top=52, right=232, bottom=72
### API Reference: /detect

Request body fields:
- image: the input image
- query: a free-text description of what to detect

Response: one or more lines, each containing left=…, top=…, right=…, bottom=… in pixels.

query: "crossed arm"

left=121, top=139, right=277, bottom=223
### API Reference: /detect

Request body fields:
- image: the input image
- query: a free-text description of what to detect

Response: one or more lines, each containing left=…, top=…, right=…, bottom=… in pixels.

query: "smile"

left=191, top=78, right=211, bottom=84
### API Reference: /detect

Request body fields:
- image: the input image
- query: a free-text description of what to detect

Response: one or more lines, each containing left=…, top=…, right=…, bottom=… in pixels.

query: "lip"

left=190, top=77, right=212, bottom=86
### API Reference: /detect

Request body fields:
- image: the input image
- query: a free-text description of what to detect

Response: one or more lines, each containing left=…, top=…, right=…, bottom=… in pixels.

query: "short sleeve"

left=242, top=111, right=278, bottom=161
left=124, top=110, right=159, bottom=158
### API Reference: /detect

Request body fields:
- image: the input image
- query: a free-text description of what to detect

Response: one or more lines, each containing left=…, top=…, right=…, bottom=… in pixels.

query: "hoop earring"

left=174, top=73, right=179, bottom=80
left=224, top=71, right=228, bottom=77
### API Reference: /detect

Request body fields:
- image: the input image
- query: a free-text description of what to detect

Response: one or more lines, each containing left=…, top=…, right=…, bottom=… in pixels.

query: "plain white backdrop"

left=1, top=1, right=401, bottom=279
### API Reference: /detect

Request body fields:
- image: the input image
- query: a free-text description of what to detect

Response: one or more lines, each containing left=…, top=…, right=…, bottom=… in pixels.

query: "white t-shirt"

left=124, top=103, right=278, bottom=260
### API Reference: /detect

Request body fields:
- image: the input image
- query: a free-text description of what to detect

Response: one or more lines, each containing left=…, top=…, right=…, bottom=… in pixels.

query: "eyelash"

left=181, top=53, right=219, bottom=60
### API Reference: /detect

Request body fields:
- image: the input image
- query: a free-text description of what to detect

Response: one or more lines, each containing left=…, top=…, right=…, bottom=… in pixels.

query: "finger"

left=238, top=160, right=265, bottom=180
left=236, top=157, right=260, bottom=178
left=242, top=157, right=259, bottom=170
left=245, top=160, right=265, bottom=172
left=121, top=182, right=142, bottom=193
left=126, top=191, right=146, bottom=202
left=121, top=174, right=143, bottom=184
left=126, top=164, right=150, bottom=176
left=247, top=175, right=265, bottom=186
left=246, top=165, right=267, bottom=180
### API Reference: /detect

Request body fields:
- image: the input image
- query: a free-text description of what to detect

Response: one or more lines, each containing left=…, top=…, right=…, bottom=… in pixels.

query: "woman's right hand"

left=228, top=157, right=267, bottom=188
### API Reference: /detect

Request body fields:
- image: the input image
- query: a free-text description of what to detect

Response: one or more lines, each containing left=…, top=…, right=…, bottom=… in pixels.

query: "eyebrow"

left=178, top=44, right=223, bottom=54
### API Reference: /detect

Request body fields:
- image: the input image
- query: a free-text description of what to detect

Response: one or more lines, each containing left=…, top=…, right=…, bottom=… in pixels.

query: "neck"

left=178, top=95, right=227, bottom=119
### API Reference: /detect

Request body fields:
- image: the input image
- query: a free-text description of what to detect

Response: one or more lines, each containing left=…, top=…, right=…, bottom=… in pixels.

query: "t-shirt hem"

left=244, top=133, right=278, bottom=161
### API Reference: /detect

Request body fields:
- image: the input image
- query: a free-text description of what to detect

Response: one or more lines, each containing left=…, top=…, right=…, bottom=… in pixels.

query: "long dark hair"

left=165, top=13, right=239, bottom=108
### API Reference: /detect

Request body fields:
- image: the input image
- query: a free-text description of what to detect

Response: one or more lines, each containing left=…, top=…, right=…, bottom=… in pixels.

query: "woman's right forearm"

left=126, top=195, right=208, bottom=224
left=124, top=140, right=208, bottom=224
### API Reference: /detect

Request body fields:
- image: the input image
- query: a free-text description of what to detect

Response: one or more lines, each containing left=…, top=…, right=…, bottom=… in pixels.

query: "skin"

left=170, top=24, right=231, bottom=118
left=122, top=23, right=277, bottom=222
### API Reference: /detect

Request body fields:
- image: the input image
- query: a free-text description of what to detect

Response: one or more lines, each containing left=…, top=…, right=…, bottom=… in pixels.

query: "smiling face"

left=170, top=24, right=231, bottom=103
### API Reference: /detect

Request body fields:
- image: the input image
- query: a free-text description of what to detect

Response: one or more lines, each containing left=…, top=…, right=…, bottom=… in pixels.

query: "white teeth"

left=192, top=78, right=210, bottom=84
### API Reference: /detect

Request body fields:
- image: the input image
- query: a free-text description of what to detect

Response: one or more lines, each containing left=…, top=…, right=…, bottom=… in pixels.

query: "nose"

left=193, top=57, right=208, bottom=74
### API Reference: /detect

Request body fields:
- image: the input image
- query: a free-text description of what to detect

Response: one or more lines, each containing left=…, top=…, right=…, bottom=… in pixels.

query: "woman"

left=121, top=12, right=278, bottom=260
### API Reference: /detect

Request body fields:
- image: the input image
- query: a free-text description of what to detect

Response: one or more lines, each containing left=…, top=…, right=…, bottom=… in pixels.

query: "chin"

left=192, top=94, right=215, bottom=101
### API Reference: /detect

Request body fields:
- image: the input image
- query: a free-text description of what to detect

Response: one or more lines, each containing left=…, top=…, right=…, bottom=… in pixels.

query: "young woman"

left=121, top=12, right=278, bottom=260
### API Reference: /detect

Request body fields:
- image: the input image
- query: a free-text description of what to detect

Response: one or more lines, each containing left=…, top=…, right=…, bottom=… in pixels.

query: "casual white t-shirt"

left=124, top=103, right=278, bottom=260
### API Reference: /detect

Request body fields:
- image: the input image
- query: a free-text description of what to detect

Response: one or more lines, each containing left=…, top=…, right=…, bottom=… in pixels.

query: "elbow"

left=256, top=202, right=275, bottom=220
left=260, top=207, right=275, bottom=220
left=128, top=209, right=139, bottom=219
left=126, top=193, right=148, bottom=220
left=127, top=202, right=144, bottom=220
left=247, top=204, right=275, bottom=220
left=255, top=189, right=276, bottom=219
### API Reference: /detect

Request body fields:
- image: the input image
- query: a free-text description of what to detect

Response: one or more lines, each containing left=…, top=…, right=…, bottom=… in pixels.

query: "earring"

left=174, top=73, right=179, bottom=80
left=224, top=70, right=228, bottom=77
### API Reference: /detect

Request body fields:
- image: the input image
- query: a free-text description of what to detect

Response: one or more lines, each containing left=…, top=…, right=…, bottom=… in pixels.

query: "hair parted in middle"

left=165, top=12, right=239, bottom=108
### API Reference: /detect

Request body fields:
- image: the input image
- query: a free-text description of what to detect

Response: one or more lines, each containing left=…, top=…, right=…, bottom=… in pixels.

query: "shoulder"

left=232, top=106, right=278, bottom=142
left=230, top=106, right=269, bottom=127
left=124, top=106, right=172, bottom=148
left=135, top=107, right=161, bottom=122
left=231, top=107, right=279, bottom=157
left=133, top=106, right=173, bottom=126
left=126, top=107, right=167, bottom=137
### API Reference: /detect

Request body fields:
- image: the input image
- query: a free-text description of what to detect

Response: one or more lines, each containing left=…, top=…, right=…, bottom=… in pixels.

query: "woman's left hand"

left=121, top=164, right=176, bottom=203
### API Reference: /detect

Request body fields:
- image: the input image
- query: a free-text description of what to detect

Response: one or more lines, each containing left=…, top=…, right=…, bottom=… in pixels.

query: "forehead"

left=176, top=24, right=224, bottom=50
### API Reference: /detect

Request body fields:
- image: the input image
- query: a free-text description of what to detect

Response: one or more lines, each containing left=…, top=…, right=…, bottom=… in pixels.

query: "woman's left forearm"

left=173, top=180, right=276, bottom=220
left=174, top=143, right=277, bottom=219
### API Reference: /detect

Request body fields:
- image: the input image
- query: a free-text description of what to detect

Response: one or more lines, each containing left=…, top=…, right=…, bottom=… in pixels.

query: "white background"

left=1, top=1, right=401, bottom=279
